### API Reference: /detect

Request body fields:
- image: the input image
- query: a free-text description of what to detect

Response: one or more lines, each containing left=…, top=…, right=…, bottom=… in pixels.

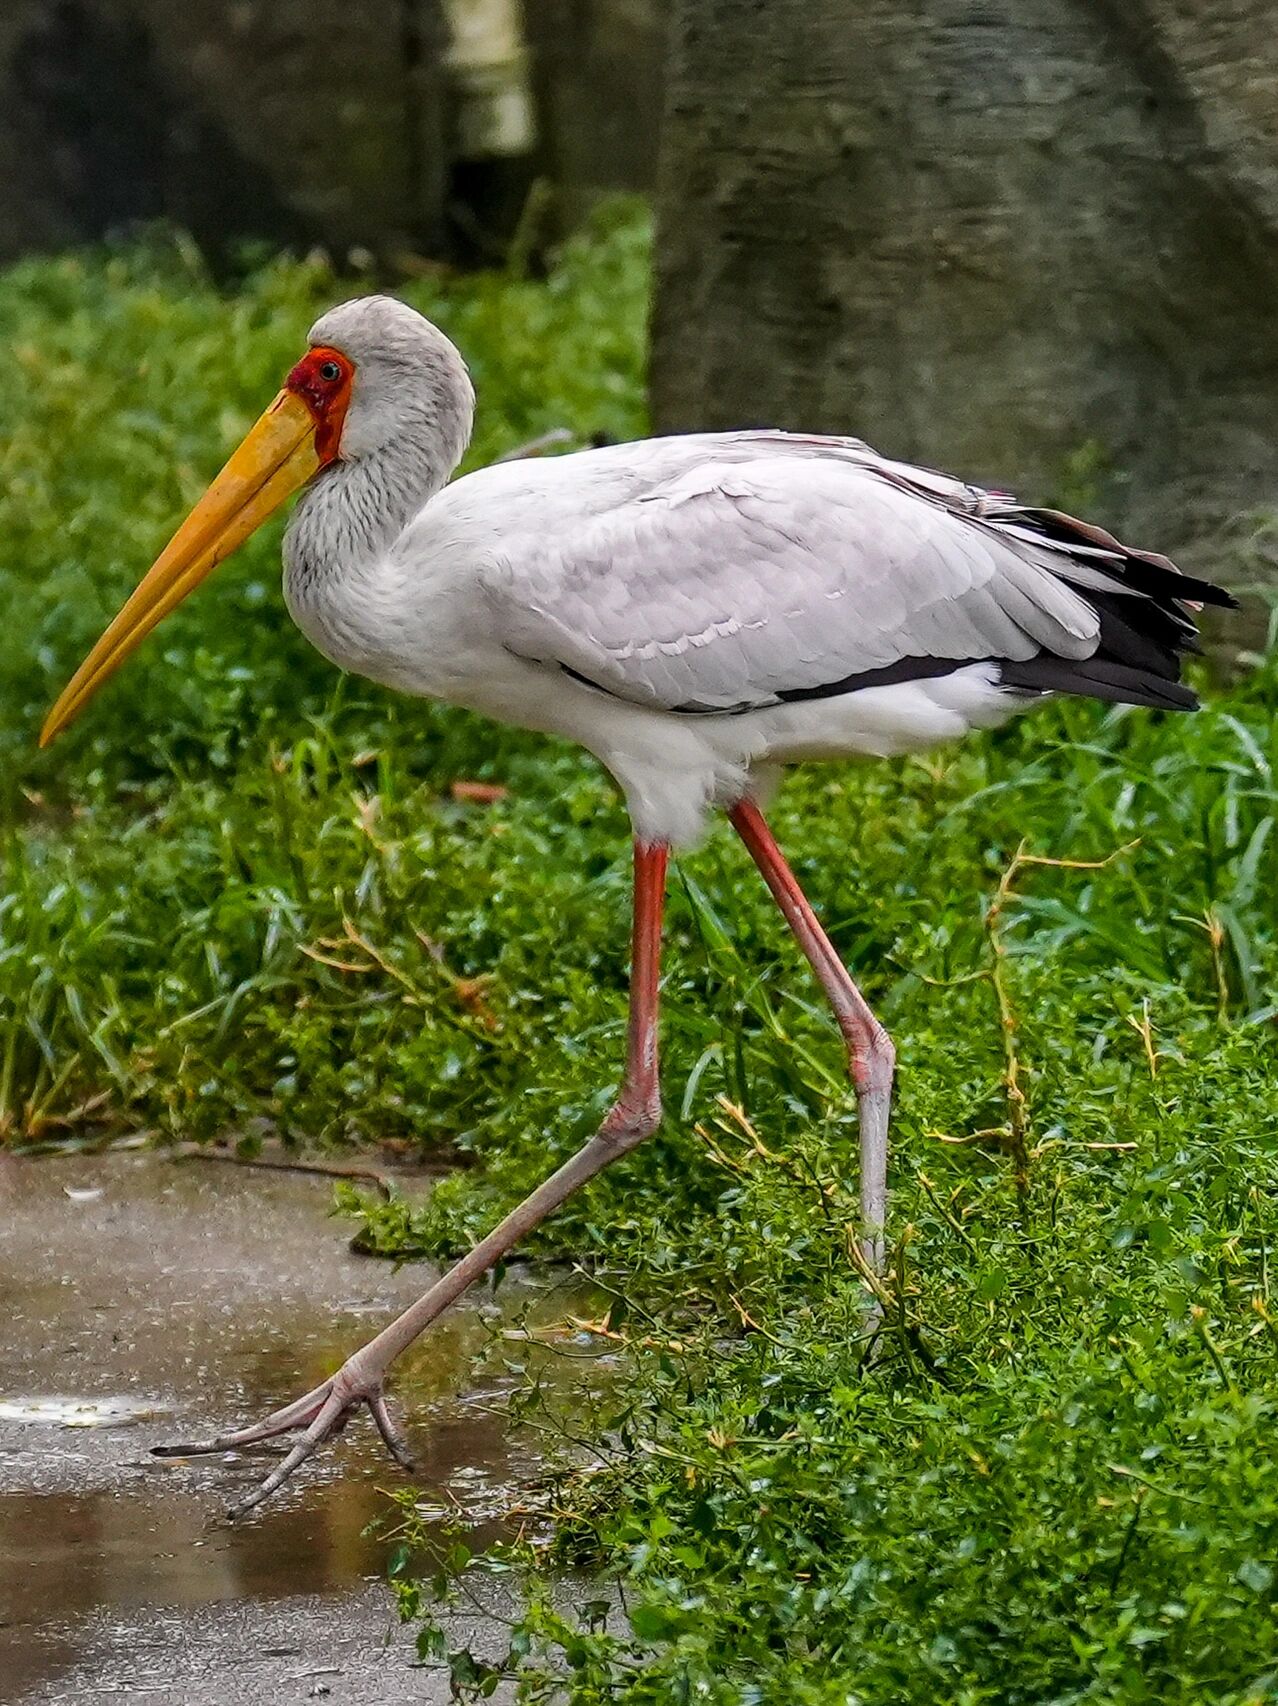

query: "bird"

left=41, top=294, right=1234, bottom=1513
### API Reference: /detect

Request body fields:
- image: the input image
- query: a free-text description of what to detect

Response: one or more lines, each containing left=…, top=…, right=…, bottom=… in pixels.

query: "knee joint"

left=849, top=1021, right=895, bottom=1096
left=602, top=1088, right=662, bottom=1150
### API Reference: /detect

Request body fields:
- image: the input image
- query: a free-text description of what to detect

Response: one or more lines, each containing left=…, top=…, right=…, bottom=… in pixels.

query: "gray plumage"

left=485, top=432, right=1222, bottom=717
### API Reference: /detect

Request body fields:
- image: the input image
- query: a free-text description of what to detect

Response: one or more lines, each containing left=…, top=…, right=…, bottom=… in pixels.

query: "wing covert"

left=483, top=449, right=1101, bottom=715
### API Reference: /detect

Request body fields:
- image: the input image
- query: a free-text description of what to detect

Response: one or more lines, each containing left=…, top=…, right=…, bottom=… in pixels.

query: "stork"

left=41, top=296, right=1232, bottom=1512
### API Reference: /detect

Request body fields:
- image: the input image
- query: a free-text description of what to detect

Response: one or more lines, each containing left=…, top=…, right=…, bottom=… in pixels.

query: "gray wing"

left=482, top=442, right=1114, bottom=716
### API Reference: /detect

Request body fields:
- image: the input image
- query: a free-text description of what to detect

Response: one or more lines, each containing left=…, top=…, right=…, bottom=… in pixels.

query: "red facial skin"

left=285, top=346, right=354, bottom=464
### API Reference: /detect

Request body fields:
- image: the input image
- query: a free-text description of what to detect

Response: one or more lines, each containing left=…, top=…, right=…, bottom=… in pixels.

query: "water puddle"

left=0, top=1152, right=609, bottom=1703
left=0, top=1396, right=159, bottom=1428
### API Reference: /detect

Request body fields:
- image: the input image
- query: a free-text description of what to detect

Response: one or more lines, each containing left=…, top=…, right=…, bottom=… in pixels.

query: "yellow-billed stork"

left=42, top=295, right=1233, bottom=1511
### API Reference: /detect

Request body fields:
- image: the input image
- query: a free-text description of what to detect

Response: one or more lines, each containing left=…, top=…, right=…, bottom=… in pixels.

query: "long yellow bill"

left=40, top=388, right=320, bottom=748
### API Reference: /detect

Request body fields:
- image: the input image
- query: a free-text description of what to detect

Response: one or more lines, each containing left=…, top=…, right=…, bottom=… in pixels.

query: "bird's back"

left=457, top=430, right=1232, bottom=718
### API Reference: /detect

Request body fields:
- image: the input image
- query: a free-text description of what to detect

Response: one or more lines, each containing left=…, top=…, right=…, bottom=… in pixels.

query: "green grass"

left=5, top=208, right=1278, bottom=1702
left=379, top=673, right=1278, bottom=1704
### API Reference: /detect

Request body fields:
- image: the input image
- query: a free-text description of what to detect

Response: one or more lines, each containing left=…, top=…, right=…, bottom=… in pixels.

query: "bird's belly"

left=754, top=665, right=1024, bottom=763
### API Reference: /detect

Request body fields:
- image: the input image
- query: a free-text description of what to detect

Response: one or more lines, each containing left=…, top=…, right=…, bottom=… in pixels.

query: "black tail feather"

left=990, top=505, right=1233, bottom=713
left=1000, top=654, right=1198, bottom=711
left=1011, top=507, right=1238, bottom=610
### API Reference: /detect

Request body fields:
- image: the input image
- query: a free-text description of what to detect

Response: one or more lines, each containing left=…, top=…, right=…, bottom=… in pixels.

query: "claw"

left=151, top=1363, right=415, bottom=1512
left=227, top=1386, right=345, bottom=1517
left=368, top=1389, right=417, bottom=1470
left=151, top=1382, right=330, bottom=1458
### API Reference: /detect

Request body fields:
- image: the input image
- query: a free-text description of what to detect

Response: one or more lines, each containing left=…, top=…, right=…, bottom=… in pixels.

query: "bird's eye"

left=318, top=359, right=343, bottom=383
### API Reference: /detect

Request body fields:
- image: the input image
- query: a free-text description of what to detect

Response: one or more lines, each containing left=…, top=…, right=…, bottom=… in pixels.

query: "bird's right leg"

left=153, top=839, right=669, bottom=1513
left=728, top=797, right=893, bottom=1271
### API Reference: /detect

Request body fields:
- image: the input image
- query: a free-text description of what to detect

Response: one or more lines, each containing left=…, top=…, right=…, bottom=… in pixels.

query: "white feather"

left=279, top=299, right=1175, bottom=847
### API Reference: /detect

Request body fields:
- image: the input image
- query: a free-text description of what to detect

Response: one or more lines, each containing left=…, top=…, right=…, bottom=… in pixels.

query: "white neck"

left=283, top=296, right=475, bottom=597
left=283, top=428, right=465, bottom=598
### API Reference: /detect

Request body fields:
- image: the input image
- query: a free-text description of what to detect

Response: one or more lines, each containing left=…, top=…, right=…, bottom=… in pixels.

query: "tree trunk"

left=0, top=0, right=669, bottom=267
left=652, top=0, right=1278, bottom=571
left=0, top=0, right=452, bottom=263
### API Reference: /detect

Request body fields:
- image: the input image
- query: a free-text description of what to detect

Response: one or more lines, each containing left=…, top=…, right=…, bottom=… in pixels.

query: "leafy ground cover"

left=4, top=208, right=1278, bottom=1701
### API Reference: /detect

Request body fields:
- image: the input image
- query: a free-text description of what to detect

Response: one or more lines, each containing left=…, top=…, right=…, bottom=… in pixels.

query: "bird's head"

left=40, top=295, right=471, bottom=747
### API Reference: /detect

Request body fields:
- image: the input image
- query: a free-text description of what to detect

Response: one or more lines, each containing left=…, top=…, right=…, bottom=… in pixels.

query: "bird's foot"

left=151, top=1352, right=415, bottom=1517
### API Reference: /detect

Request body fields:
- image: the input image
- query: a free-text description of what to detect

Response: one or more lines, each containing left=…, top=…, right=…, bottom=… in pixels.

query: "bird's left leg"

left=153, top=839, right=669, bottom=1514
left=728, top=797, right=893, bottom=1271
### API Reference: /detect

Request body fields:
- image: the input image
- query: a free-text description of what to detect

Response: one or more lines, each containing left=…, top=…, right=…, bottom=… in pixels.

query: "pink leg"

left=729, top=797, right=893, bottom=1269
left=154, top=840, right=669, bottom=1514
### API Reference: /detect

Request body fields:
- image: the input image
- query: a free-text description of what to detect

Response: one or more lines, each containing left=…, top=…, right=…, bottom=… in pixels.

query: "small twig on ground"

left=982, top=842, right=1132, bottom=1214
left=449, top=780, right=509, bottom=804
left=1107, top=1462, right=1209, bottom=1505
left=300, top=915, right=500, bottom=1032
left=712, top=1095, right=839, bottom=1222
left=728, top=1292, right=790, bottom=1349
left=1190, top=1304, right=1234, bottom=1390
left=844, top=1223, right=941, bottom=1375
left=170, top=1143, right=394, bottom=1198
left=1126, top=999, right=1161, bottom=1079
left=916, top=1170, right=977, bottom=1250
left=1197, top=909, right=1231, bottom=1022
left=414, top=929, right=500, bottom=1031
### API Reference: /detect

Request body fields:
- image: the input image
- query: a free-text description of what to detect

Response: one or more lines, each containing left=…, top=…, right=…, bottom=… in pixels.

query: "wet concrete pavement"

left=0, top=1152, right=604, bottom=1703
